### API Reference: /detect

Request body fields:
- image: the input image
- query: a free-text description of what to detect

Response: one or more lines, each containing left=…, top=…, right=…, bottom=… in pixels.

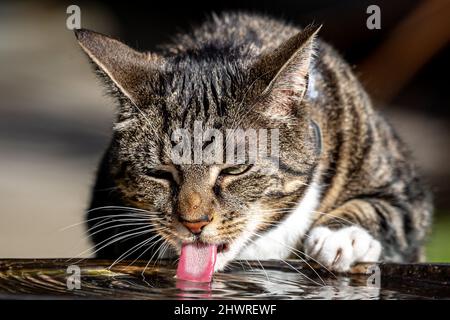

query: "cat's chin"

left=214, top=250, right=236, bottom=272
left=214, top=239, right=248, bottom=272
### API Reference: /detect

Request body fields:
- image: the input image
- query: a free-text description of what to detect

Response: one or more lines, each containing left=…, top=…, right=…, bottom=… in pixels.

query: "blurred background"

left=0, top=0, right=448, bottom=261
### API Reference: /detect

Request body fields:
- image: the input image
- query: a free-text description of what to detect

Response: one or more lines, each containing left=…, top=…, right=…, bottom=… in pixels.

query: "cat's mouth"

left=217, top=242, right=230, bottom=253
left=175, top=241, right=230, bottom=283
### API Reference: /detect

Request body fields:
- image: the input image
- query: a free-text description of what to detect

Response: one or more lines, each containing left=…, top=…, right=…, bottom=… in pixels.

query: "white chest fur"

left=236, top=181, right=321, bottom=260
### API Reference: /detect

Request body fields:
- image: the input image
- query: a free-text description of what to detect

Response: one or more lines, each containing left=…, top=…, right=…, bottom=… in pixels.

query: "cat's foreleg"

left=303, top=199, right=409, bottom=272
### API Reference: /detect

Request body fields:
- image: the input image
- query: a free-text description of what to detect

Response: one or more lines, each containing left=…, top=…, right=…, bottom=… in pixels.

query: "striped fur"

left=78, top=12, right=432, bottom=271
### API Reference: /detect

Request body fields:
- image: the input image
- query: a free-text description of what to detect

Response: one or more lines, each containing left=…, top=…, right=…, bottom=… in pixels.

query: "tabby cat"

left=76, top=12, right=432, bottom=281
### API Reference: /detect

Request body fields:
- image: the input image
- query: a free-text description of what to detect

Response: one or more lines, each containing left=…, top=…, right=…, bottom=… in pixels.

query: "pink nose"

left=179, top=215, right=211, bottom=235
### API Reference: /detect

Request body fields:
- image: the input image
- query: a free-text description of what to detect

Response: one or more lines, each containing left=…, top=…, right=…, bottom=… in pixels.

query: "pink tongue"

left=176, top=243, right=217, bottom=282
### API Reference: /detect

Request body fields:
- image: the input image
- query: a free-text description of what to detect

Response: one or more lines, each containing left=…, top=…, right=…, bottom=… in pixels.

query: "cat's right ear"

left=74, top=29, right=163, bottom=106
left=251, top=25, right=321, bottom=119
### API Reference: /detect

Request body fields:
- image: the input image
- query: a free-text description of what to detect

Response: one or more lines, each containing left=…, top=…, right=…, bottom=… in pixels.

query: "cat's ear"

left=74, top=29, right=163, bottom=106
left=253, top=25, right=321, bottom=117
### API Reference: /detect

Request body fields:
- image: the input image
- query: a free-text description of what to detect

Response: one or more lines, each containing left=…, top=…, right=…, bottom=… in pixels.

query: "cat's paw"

left=304, top=226, right=381, bottom=272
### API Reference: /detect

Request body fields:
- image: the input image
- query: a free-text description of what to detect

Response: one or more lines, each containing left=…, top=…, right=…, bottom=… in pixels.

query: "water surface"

left=0, top=259, right=448, bottom=299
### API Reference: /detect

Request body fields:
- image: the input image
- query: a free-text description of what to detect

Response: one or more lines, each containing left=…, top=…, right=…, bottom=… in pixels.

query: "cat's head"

left=76, top=24, right=321, bottom=274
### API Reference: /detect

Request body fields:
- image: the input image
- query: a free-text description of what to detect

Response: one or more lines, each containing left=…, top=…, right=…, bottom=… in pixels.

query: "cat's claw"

left=305, top=226, right=382, bottom=272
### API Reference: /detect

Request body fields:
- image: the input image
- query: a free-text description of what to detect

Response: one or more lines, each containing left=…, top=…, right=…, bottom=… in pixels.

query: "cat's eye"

left=145, top=168, right=175, bottom=182
left=219, top=164, right=253, bottom=176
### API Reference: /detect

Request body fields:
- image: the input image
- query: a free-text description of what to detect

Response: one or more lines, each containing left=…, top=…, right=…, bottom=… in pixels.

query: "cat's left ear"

left=74, top=29, right=163, bottom=106
left=253, top=25, right=321, bottom=117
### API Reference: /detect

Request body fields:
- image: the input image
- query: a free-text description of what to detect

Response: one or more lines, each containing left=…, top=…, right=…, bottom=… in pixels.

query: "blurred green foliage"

left=426, top=212, right=450, bottom=262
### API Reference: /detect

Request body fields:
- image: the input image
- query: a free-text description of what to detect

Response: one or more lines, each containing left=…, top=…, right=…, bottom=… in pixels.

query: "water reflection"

left=0, top=259, right=435, bottom=299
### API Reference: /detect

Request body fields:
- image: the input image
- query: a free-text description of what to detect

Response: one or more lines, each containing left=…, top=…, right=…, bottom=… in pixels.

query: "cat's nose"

left=187, top=192, right=202, bottom=210
left=179, top=215, right=211, bottom=235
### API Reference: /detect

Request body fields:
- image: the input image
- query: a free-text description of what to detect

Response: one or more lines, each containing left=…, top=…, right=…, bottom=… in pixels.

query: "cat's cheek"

left=305, top=226, right=382, bottom=272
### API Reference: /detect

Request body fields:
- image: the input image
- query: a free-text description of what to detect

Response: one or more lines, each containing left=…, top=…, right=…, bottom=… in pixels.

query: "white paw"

left=304, top=226, right=382, bottom=272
